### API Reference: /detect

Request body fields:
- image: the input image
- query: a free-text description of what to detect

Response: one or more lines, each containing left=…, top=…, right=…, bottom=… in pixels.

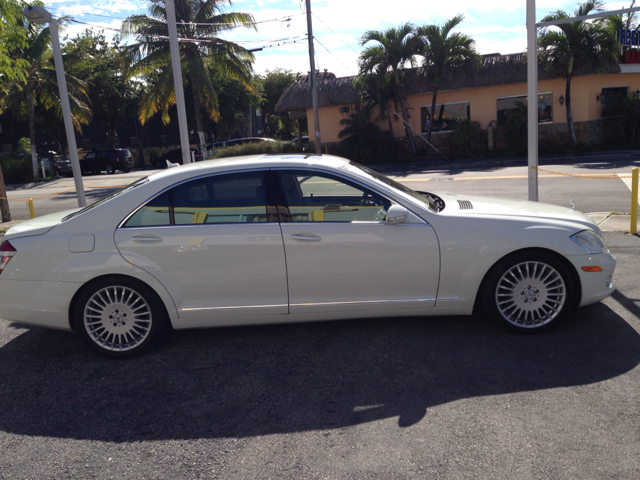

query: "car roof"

left=147, top=154, right=349, bottom=183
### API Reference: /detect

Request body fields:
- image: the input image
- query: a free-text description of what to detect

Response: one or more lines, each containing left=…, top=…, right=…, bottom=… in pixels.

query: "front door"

left=276, top=170, right=440, bottom=315
left=114, top=170, right=289, bottom=323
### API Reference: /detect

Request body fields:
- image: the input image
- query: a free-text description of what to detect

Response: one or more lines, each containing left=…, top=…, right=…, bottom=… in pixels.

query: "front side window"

left=123, top=171, right=269, bottom=227
left=278, top=171, right=390, bottom=222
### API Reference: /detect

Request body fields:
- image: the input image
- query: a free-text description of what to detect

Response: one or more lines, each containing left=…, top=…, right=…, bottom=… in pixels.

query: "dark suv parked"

left=80, top=149, right=135, bottom=175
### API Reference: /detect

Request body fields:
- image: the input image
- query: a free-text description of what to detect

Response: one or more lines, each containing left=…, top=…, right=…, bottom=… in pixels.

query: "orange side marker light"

left=582, top=266, right=603, bottom=272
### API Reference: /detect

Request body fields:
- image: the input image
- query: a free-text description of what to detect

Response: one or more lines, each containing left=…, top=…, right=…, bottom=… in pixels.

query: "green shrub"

left=447, top=120, right=482, bottom=156
left=0, top=157, right=33, bottom=184
left=17, top=138, right=31, bottom=155
left=212, top=141, right=304, bottom=159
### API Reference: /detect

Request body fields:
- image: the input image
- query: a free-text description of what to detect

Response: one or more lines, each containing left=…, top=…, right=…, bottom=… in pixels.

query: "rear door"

left=114, top=170, right=289, bottom=324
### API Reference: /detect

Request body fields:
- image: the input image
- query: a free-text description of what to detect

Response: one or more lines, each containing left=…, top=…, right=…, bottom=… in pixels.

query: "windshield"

left=62, top=177, right=149, bottom=222
left=343, top=161, right=438, bottom=212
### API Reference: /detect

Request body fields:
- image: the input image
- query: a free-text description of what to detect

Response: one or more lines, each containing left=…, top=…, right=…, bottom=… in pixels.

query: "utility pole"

left=526, top=0, right=538, bottom=202
left=165, top=0, right=192, bottom=165
left=305, top=0, right=322, bottom=154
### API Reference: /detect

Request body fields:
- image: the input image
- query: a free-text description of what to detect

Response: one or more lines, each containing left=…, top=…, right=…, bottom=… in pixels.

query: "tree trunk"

left=565, top=75, right=578, bottom=148
left=0, top=164, right=11, bottom=222
left=27, top=89, right=39, bottom=180
left=387, top=111, right=396, bottom=161
left=395, top=82, right=417, bottom=155
left=297, top=119, right=302, bottom=147
left=426, top=85, right=439, bottom=149
left=188, top=57, right=208, bottom=160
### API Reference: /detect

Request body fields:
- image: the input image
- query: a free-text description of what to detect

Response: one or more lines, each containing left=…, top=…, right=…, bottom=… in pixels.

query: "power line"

left=313, top=36, right=356, bottom=75
left=68, top=19, right=307, bottom=45
left=312, top=12, right=359, bottom=55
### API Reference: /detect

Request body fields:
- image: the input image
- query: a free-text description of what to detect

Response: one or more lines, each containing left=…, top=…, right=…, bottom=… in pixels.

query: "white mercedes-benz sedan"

left=0, top=155, right=615, bottom=357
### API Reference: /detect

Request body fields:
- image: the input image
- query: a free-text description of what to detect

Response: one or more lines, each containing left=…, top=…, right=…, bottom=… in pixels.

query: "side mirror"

left=386, top=205, right=408, bottom=225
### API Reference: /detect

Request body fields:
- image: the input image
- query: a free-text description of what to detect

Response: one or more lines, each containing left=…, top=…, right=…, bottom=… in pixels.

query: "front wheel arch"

left=474, top=247, right=582, bottom=326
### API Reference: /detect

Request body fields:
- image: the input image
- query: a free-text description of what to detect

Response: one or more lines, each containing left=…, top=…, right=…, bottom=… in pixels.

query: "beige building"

left=276, top=53, right=640, bottom=148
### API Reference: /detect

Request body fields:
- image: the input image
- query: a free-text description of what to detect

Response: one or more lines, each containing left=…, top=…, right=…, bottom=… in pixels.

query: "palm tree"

left=354, top=70, right=398, bottom=160
left=599, top=0, right=637, bottom=59
left=359, top=24, right=422, bottom=154
left=122, top=0, right=257, bottom=156
left=538, top=0, right=619, bottom=147
left=0, top=16, right=91, bottom=179
left=417, top=14, right=480, bottom=147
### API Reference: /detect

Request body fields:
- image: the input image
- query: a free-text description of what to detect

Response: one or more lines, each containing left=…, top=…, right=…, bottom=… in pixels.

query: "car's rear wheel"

left=74, top=277, right=169, bottom=358
left=122, top=168, right=131, bottom=173
left=482, top=250, right=576, bottom=332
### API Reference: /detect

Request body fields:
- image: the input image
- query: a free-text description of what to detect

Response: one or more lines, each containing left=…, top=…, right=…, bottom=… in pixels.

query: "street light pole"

left=23, top=5, right=86, bottom=207
left=165, top=0, right=192, bottom=165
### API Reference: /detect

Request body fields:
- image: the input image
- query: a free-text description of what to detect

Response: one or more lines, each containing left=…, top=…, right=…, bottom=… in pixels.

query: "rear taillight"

left=0, top=240, right=16, bottom=274
left=115, top=156, right=120, bottom=162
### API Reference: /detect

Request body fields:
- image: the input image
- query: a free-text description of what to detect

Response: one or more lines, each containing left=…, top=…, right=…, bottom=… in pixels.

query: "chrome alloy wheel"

left=495, top=261, right=566, bottom=328
left=83, top=286, right=153, bottom=352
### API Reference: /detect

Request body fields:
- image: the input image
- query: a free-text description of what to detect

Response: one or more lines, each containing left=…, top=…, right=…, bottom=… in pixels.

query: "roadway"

left=2, top=151, right=639, bottom=220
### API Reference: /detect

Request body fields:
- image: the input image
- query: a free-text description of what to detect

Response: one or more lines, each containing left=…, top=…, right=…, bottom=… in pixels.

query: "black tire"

left=73, top=276, right=169, bottom=358
left=481, top=250, right=576, bottom=333
left=105, top=163, right=115, bottom=174
left=122, top=168, right=131, bottom=174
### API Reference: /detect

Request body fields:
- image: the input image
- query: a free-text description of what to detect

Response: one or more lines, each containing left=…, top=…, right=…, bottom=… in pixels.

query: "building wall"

left=308, top=72, right=640, bottom=144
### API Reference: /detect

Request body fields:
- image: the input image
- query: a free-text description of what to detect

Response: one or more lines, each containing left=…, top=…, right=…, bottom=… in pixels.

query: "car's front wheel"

left=482, top=250, right=576, bottom=332
left=105, top=163, right=115, bottom=174
left=73, top=277, right=169, bottom=358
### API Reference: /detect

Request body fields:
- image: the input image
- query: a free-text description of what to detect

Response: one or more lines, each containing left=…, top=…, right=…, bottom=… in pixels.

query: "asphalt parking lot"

left=1, top=231, right=639, bottom=479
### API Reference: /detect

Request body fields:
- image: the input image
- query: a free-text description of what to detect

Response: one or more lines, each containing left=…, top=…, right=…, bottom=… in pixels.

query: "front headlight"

left=570, top=230, right=608, bottom=254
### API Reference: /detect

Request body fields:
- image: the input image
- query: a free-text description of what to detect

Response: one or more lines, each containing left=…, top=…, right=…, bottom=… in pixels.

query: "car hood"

left=436, top=192, right=597, bottom=229
left=4, top=208, right=81, bottom=240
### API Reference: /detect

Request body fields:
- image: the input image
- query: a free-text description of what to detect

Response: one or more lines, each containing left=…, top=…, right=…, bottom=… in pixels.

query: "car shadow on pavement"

left=1, top=302, right=639, bottom=442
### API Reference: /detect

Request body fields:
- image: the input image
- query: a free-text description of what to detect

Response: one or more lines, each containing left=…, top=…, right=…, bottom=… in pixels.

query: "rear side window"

left=123, top=192, right=170, bottom=227
left=173, top=172, right=267, bottom=224
left=123, top=171, right=269, bottom=227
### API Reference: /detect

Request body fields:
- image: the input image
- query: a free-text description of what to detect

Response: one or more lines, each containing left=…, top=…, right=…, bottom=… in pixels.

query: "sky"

left=34, top=0, right=634, bottom=79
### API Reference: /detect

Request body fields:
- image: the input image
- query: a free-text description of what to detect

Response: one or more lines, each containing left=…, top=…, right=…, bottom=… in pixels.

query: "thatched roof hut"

left=275, top=53, right=621, bottom=113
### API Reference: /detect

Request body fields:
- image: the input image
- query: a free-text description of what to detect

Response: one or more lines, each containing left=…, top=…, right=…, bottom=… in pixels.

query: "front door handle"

left=132, top=234, right=163, bottom=244
left=291, top=233, right=322, bottom=242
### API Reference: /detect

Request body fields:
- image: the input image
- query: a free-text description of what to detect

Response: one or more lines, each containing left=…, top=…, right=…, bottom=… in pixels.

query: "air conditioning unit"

left=339, top=106, right=350, bottom=114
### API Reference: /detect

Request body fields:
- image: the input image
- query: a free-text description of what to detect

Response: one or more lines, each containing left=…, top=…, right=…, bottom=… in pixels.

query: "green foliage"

left=63, top=30, right=141, bottom=146
left=447, top=120, right=482, bottom=155
left=0, top=156, right=33, bottom=184
left=212, top=141, right=304, bottom=159
left=504, top=101, right=528, bottom=154
left=0, top=0, right=40, bottom=92
left=121, top=0, right=257, bottom=128
left=17, top=137, right=30, bottom=154
left=337, top=107, right=393, bottom=164
left=258, top=69, right=299, bottom=139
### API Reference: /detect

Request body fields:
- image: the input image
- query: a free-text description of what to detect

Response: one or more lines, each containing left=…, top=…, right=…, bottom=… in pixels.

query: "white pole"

left=305, top=0, right=322, bottom=155
left=527, top=0, right=539, bottom=202
left=49, top=21, right=86, bottom=207
left=165, top=0, right=192, bottom=164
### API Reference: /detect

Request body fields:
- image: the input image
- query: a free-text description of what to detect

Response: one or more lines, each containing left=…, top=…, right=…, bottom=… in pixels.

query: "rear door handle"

left=132, top=234, right=163, bottom=243
left=291, top=233, right=322, bottom=242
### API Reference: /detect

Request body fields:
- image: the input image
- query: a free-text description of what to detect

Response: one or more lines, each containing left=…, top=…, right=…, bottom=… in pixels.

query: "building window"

left=600, top=86, right=629, bottom=117
left=421, top=101, right=470, bottom=133
left=497, top=93, right=553, bottom=126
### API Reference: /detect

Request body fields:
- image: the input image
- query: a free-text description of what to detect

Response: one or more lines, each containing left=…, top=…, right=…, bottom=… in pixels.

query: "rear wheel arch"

left=68, top=274, right=172, bottom=332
